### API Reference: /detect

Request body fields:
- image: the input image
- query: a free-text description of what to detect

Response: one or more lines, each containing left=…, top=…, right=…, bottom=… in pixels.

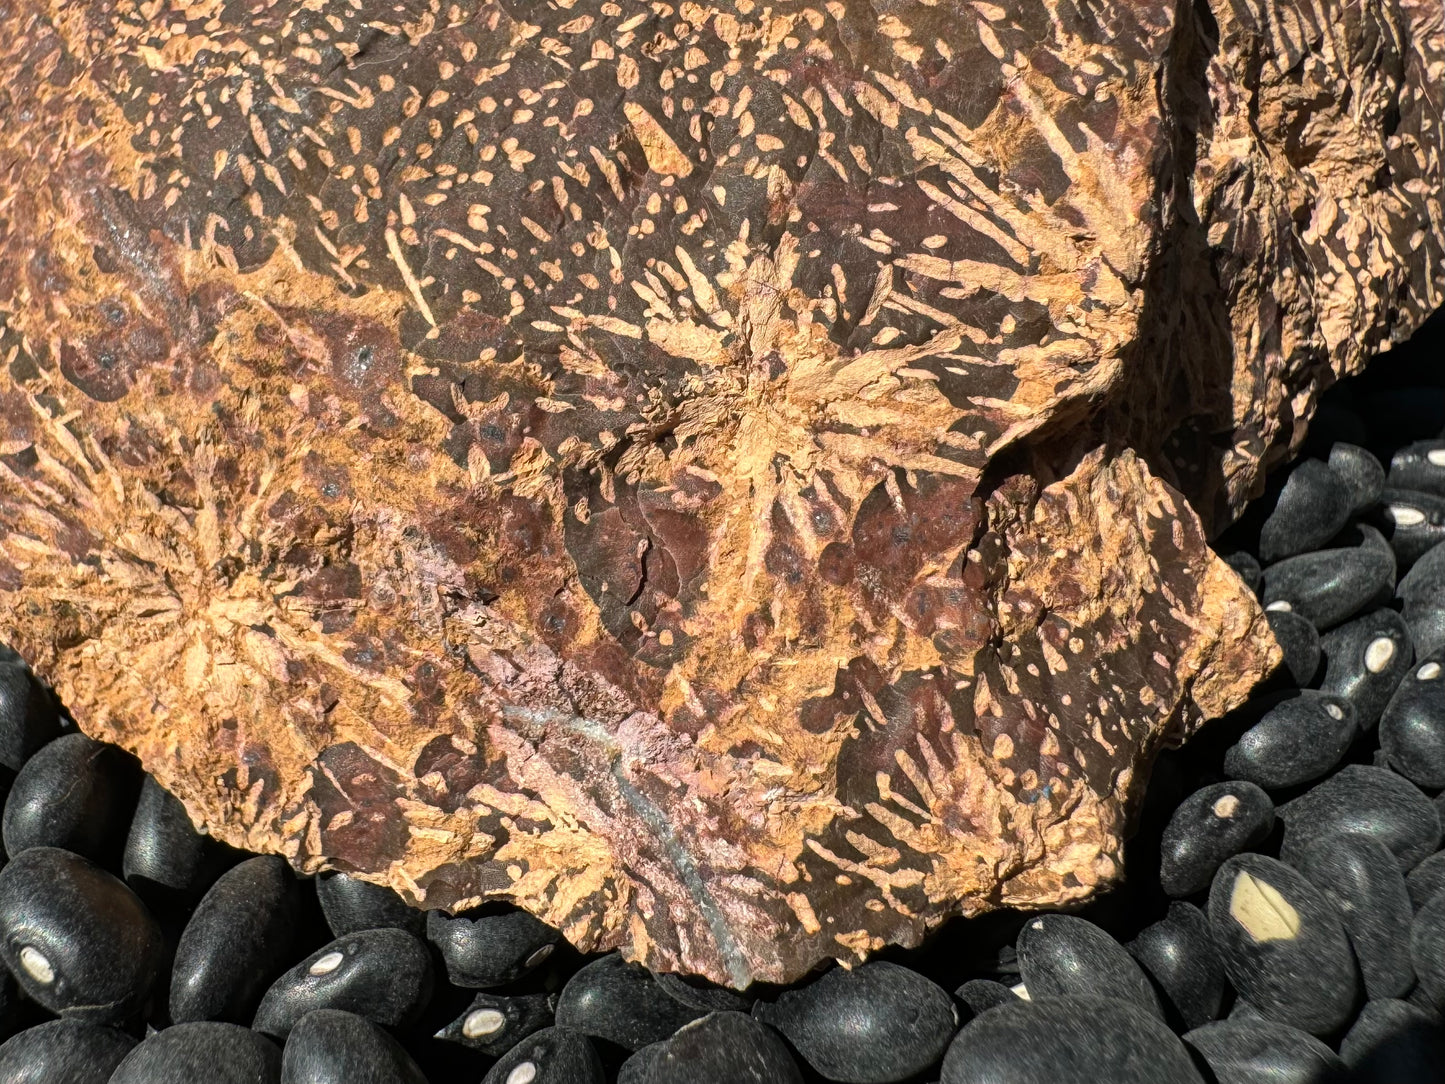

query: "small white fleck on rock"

left=1011, top=981, right=1030, bottom=1001
left=19, top=946, right=53, bottom=985
left=524, top=943, right=554, bottom=968
left=309, top=951, right=345, bottom=976
left=1428, top=449, right=1445, bottom=467
left=507, top=1061, right=539, bottom=1084
left=1419, top=662, right=1442, bottom=681
left=463, top=1008, right=507, bottom=1038
left=1365, top=637, right=1396, bottom=674
left=1265, top=600, right=1293, bottom=612
left=1325, top=703, right=1344, bottom=720
left=1388, top=505, right=1426, bottom=526
left=1213, top=795, right=1241, bottom=818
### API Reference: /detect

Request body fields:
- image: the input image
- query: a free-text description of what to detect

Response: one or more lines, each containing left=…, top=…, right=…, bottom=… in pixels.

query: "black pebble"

left=427, top=906, right=559, bottom=988
left=1128, top=901, right=1226, bottom=1030
left=0, top=846, right=163, bottom=1024
left=555, top=954, right=702, bottom=1052
left=1406, top=851, right=1445, bottom=910
left=0, top=665, right=61, bottom=773
left=0, top=1018, right=137, bottom=1083
left=480, top=1025, right=605, bottom=1084
left=316, top=872, right=424, bottom=939
left=1264, top=609, right=1321, bottom=686
left=1259, top=459, right=1353, bottom=563
left=1298, top=834, right=1415, bottom=1000
left=1318, top=607, right=1414, bottom=730
left=938, top=995, right=1204, bottom=1084
left=1397, top=541, right=1445, bottom=654
left=110, top=1021, right=281, bottom=1084
left=1397, top=537, right=1445, bottom=602
left=954, top=979, right=1019, bottom=1018
left=2, top=732, right=140, bottom=864
left=1014, top=914, right=1162, bottom=1020
left=1410, top=888, right=1445, bottom=1012
left=650, top=971, right=752, bottom=1013
left=281, top=1009, right=428, bottom=1084
left=1373, top=487, right=1445, bottom=567
left=1183, top=1018, right=1349, bottom=1084
left=1339, top=998, right=1445, bottom=1084
left=1328, top=442, right=1386, bottom=514
left=752, top=960, right=957, bottom=1083
left=1388, top=439, right=1445, bottom=496
left=1223, top=551, right=1262, bottom=592
left=1207, top=853, right=1359, bottom=1035
left=1159, top=780, right=1275, bottom=897
left=171, top=855, right=302, bottom=1025
left=1380, top=648, right=1445, bottom=787
left=435, top=990, right=555, bottom=1058
left=1279, top=764, right=1441, bottom=872
left=1223, top=691, right=1356, bottom=788
left=252, top=927, right=433, bottom=1039
left=123, top=775, right=234, bottom=909
left=617, top=1011, right=802, bottom=1084
left=1259, top=546, right=1392, bottom=630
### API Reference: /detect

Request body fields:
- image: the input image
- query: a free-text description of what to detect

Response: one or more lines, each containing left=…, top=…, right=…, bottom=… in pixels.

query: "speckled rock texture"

left=0, top=0, right=1438, bottom=987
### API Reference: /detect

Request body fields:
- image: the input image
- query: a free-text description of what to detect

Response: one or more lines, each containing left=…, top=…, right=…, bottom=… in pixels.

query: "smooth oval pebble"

left=651, top=971, right=753, bottom=1013
left=1264, top=608, right=1321, bottom=686
left=752, top=960, right=957, bottom=1083
left=555, top=954, right=702, bottom=1052
left=1299, top=834, right=1415, bottom=999
left=1183, top=1019, right=1348, bottom=1084
left=1380, top=646, right=1445, bottom=787
left=480, top=1025, right=605, bottom=1084
left=435, top=991, right=555, bottom=1058
left=1318, top=607, right=1414, bottom=730
left=1406, top=851, right=1445, bottom=910
left=1159, top=780, right=1275, bottom=896
left=123, top=775, right=234, bottom=908
left=1260, top=547, right=1393, bottom=630
left=1374, top=487, right=1445, bottom=567
left=1223, top=691, right=1357, bottom=788
left=1328, top=442, right=1386, bottom=514
left=110, top=1021, right=281, bottom=1084
left=1396, top=536, right=1445, bottom=603
left=1402, top=596, right=1445, bottom=658
left=281, top=1009, right=427, bottom=1084
left=427, top=906, right=559, bottom=988
left=1388, top=439, right=1445, bottom=496
left=1410, top=888, right=1445, bottom=1011
left=1015, top=914, right=1162, bottom=1020
left=0, top=1018, right=137, bottom=1083
left=1223, top=551, right=1262, bottom=593
left=1207, top=853, right=1360, bottom=1035
left=1128, top=901, right=1226, bottom=1030
left=0, top=665, right=62, bottom=773
left=252, top=927, right=433, bottom=1039
left=938, top=995, right=1204, bottom=1084
left=0, top=846, right=162, bottom=1024
left=1339, top=998, right=1445, bottom=1084
left=171, top=855, right=302, bottom=1025
left=316, top=872, right=424, bottom=939
left=1259, top=459, right=1353, bottom=563
left=954, top=979, right=1020, bottom=1019
left=616, top=1011, right=802, bottom=1084
left=1279, top=764, right=1441, bottom=871
left=2, top=732, right=140, bottom=863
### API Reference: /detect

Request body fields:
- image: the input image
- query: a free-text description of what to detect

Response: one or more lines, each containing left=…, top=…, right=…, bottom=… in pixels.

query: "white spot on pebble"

left=1388, top=505, right=1426, bottom=527
left=19, top=946, right=53, bottom=985
left=309, top=951, right=345, bottom=976
left=1428, top=449, right=1445, bottom=467
left=1365, top=637, right=1396, bottom=673
left=1325, top=703, right=1344, bottom=720
left=1265, top=600, right=1293, bottom=612
left=1419, top=662, right=1442, bottom=681
left=1229, top=871, right=1301, bottom=943
left=1213, top=795, right=1241, bottom=818
left=507, top=1062, right=539, bottom=1084
left=1011, top=981, right=1030, bottom=1000
left=524, top=944, right=554, bottom=968
left=463, top=1009, right=507, bottom=1038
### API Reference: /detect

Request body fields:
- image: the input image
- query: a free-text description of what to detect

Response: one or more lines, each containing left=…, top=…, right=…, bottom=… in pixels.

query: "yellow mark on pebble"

left=1230, top=870, right=1300, bottom=943
left=623, top=102, right=693, bottom=177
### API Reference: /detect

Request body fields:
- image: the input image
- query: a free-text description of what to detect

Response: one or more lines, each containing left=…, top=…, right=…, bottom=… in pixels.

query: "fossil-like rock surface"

left=0, top=0, right=1438, bottom=987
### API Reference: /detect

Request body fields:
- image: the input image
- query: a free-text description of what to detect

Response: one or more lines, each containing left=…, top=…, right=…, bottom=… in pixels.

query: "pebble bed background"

left=0, top=311, right=1443, bottom=1084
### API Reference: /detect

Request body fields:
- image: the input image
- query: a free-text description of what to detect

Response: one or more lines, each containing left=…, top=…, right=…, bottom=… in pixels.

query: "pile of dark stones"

left=0, top=317, right=1443, bottom=1084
